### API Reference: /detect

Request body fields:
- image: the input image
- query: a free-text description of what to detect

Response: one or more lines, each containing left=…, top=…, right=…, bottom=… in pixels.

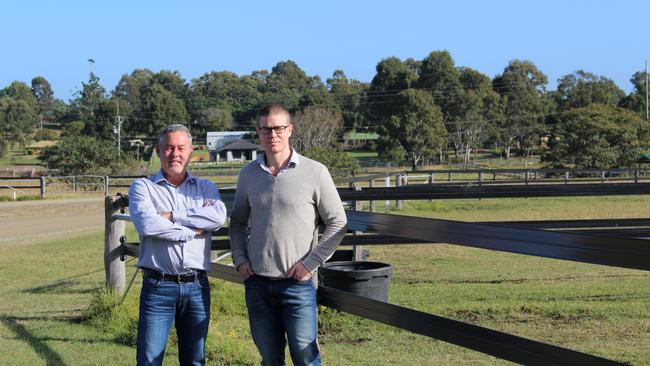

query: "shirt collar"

left=153, top=170, right=196, bottom=185
left=257, top=148, right=300, bottom=171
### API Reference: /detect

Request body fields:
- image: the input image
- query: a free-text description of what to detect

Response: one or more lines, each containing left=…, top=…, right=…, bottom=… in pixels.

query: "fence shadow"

left=0, top=316, right=67, bottom=366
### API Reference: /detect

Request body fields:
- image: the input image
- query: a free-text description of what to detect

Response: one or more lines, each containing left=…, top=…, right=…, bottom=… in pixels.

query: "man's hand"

left=287, top=261, right=312, bottom=282
left=237, top=261, right=254, bottom=280
left=194, top=228, right=205, bottom=237
left=159, top=211, right=172, bottom=221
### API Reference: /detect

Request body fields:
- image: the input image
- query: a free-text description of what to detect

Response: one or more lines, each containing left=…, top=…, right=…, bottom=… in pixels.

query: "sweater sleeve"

left=229, top=170, right=251, bottom=269
left=302, top=166, right=348, bottom=271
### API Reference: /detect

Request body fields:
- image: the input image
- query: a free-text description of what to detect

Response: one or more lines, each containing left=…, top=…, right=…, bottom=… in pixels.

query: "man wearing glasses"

left=230, top=103, right=347, bottom=366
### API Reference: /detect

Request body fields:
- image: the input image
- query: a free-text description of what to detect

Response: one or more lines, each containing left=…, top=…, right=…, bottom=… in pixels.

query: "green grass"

left=3, top=195, right=650, bottom=364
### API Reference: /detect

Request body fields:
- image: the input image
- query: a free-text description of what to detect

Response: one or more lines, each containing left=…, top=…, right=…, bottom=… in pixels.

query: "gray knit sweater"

left=229, top=153, right=347, bottom=277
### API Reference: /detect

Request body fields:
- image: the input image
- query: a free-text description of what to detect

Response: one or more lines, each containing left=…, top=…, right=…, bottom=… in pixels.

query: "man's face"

left=157, top=131, right=192, bottom=181
left=258, top=112, right=293, bottom=156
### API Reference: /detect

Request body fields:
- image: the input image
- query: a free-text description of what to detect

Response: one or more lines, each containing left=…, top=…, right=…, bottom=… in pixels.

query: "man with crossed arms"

left=129, top=124, right=226, bottom=366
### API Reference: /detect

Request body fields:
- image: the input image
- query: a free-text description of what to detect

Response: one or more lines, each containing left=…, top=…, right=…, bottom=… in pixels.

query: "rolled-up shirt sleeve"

left=129, top=179, right=196, bottom=242
left=172, top=181, right=227, bottom=232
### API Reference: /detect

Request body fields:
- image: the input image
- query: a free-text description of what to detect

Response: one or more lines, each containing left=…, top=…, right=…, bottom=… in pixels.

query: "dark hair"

left=257, top=103, right=291, bottom=126
left=158, top=124, right=192, bottom=145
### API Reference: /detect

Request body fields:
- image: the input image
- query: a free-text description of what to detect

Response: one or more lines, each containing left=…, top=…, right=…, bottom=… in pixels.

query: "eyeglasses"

left=258, top=124, right=291, bottom=135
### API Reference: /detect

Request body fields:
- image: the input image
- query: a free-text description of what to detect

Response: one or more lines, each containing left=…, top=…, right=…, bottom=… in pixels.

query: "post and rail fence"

left=3, top=167, right=648, bottom=200
left=104, top=179, right=650, bottom=365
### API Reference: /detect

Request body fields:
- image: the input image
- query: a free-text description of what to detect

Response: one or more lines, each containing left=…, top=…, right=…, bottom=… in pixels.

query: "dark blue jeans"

left=136, top=274, right=210, bottom=366
left=244, top=275, right=321, bottom=366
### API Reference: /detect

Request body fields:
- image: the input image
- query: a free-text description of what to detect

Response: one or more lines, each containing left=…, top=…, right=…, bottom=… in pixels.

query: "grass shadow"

left=0, top=316, right=67, bottom=366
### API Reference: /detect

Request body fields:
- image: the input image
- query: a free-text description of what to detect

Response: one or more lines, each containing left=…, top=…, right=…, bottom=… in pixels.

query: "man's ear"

left=155, top=144, right=160, bottom=156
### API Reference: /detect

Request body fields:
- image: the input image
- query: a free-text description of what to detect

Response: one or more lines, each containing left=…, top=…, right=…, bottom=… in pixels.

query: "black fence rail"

left=104, top=184, right=650, bottom=364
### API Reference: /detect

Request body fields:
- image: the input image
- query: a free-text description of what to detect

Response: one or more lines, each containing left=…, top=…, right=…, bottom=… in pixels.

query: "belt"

left=141, top=268, right=206, bottom=283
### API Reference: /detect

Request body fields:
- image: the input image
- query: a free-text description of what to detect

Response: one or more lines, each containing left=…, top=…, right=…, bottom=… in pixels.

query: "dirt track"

left=0, top=197, right=105, bottom=243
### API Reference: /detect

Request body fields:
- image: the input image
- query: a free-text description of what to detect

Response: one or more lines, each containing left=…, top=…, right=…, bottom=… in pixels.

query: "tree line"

left=1, top=50, right=648, bottom=174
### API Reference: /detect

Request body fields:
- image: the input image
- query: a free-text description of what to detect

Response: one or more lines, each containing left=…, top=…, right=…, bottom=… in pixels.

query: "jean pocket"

left=142, top=277, right=161, bottom=288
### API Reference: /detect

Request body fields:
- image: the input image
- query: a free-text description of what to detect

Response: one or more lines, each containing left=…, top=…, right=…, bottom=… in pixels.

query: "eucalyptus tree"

left=327, top=70, right=369, bottom=130
left=546, top=104, right=646, bottom=168
left=555, top=70, right=625, bottom=111
left=376, top=88, right=447, bottom=170
left=366, top=56, right=419, bottom=129
left=492, top=60, right=550, bottom=158
left=619, top=71, right=649, bottom=117
left=454, top=67, right=503, bottom=163
left=31, top=76, right=56, bottom=129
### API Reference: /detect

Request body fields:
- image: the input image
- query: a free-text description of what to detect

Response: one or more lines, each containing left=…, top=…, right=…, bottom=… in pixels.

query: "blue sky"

left=1, top=0, right=648, bottom=101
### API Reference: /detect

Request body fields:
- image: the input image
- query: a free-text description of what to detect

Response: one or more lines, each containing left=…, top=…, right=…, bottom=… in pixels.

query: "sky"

left=1, top=0, right=648, bottom=102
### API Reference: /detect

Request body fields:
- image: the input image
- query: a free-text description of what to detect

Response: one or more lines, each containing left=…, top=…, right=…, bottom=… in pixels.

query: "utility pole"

left=645, top=60, right=649, bottom=120
left=115, top=102, right=123, bottom=157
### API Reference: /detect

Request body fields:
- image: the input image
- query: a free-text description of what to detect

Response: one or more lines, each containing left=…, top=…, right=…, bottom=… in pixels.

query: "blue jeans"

left=136, top=274, right=210, bottom=366
left=244, top=275, right=320, bottom=366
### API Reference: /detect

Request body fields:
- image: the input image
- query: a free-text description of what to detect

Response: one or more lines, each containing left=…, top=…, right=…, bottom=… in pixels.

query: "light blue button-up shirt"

left=128, top=170, right=227, bottom=274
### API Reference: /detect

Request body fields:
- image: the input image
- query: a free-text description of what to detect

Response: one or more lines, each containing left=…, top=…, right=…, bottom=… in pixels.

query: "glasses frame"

left=258, top=124, right=292, bottom=136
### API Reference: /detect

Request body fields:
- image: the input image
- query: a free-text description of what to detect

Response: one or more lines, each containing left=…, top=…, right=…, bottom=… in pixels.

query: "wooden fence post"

left=104, top=176, right=109, bottom=196
left=104, top=195, right=126, bottom=294
left=384, top=175, right=390, bottom=213
left=40, top=177, right=45, bottom=197
left=352, top=185, right=364, bottom=261
left=369, top=179, right=376, bottom=213
left=395, top=173, right=403, bottom=209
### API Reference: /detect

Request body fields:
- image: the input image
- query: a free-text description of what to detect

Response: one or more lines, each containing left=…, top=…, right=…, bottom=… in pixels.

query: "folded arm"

left=171, top=182, right=227, bottom=231
left=128, top=179, right=197, bottom=242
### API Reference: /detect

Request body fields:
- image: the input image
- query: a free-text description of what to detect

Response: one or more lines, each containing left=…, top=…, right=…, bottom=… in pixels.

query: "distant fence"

left=104, top=180, right=650, bottom=364
left=0, top=175, right=141, bottom=199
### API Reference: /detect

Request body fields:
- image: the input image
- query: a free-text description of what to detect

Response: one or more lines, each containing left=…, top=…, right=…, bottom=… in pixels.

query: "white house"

left=206, top=131, right=250, bottom=161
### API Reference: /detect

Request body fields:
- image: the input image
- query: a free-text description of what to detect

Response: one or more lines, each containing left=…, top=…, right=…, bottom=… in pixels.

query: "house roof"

left=638, top=154, right=650, bottom=163
left=217, top=139, right=263, bottom=152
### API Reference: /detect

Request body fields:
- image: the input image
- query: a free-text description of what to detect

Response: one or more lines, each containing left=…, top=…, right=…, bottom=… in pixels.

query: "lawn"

left=2, top=195, right=650, bottom=365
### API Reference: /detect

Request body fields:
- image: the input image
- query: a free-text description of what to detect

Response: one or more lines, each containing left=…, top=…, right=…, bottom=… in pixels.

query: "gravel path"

left=0, top=197, right=106, bottom=243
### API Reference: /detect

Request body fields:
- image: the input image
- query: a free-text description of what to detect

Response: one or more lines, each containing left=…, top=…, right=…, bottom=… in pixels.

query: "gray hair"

left=158, top=124, right=192, bottom=145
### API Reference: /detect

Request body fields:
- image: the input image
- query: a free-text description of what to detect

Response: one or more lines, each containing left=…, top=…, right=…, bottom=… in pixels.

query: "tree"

left=416, top=50, right=465, bottom=123
left=554, top=70, right=625, bottom=111
left=195, top=106, right=233, bottom=134
left=493, top=60, right=550, bottom=158
left=72, top=73, right=107, bottom=121
left=545, top=104, right=646, bottom=169
left=291, top=106, right=343, bottom=153
left=303, top=147, right=359, bottom=176
left=31, top=76, right=56, bottom=130
left=152, top=70, right=189, bottom=101
left=113, top=68, right=155, bottom=117
left=40, top=135, right=126, bottom=175
left=454, top=67, right=503, bottom=163
left=327, top=70, right=368, bottom=129
left=376, top=89, right=447, bottom=170
left=0, top=81, right=38, bottom=110
left=138, top=84, right=189, bottom=135
left=367, top=57, right=419, bottom=128
left=262, top=60, right=313, bottom=109
left=619, top=71, right=648, bottom=117
left=0, top=96, right=37, bottom=154
left=189, top=71, right=262, bottom=127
